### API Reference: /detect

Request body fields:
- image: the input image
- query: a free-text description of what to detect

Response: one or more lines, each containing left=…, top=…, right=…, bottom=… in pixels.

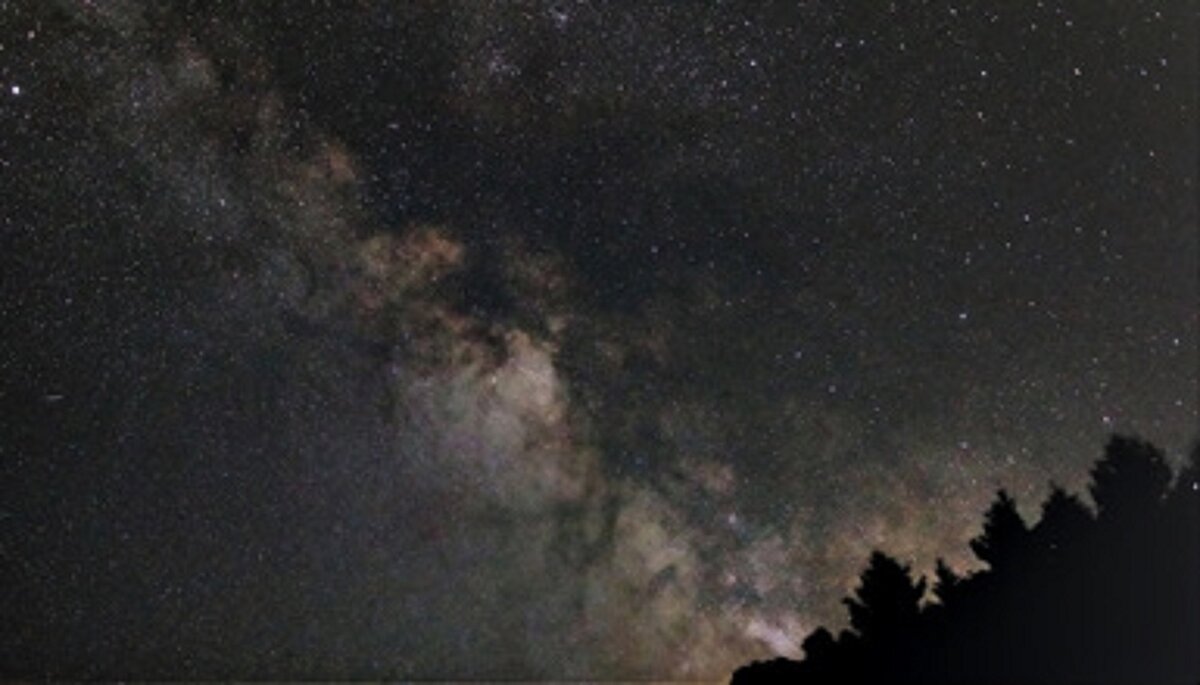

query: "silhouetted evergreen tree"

left=930, top=558, right=964, bottom=606
left=843, top=551, right=926, bottom=641
left=968, top=489, right=1029, bottom=572
left=730, top=434, right=1200, bottom=685
left=1032, top=484, right=1092, bottom=557
left=1090, top=434, right=1172, bottom=522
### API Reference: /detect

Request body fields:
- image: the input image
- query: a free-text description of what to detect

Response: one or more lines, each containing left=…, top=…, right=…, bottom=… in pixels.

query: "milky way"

left=1, top=1, right=1196, bottom=679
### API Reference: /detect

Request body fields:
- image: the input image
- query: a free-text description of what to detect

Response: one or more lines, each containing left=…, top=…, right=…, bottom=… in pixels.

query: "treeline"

left=731, top=435, right=1199, bottom=684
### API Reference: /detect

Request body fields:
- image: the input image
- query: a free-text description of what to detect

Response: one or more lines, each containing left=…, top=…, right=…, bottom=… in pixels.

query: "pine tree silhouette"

left=968, top=489, right=1029, bottom=572
left=1031, top=484, right=1092, bottom=558
left=931, top=558, right=964, bottom=606
left=1089, top=435, right=1172, bottom=523
left=843, top=551, right=925, bottom=641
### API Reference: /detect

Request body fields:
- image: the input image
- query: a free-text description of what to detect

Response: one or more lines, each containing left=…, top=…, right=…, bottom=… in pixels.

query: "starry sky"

left=1, top=0, right=1196, bottom=680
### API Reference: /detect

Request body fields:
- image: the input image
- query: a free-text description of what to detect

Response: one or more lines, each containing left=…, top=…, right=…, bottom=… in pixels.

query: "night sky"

left=1, top=1, right=1196, bottom=679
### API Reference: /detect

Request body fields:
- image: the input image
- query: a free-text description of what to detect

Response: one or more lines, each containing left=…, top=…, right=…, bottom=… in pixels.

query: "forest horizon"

left=731, top=433, right=1199, bottom=684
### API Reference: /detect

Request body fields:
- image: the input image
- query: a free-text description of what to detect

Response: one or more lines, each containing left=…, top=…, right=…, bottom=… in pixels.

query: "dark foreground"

left=731, top=436, right=1200, bottom=685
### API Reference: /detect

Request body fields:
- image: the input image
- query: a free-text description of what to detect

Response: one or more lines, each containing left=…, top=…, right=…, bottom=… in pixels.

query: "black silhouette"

left=843, top=551, right=926, bottom=642
left=731, top=435, right=1200, bottom=684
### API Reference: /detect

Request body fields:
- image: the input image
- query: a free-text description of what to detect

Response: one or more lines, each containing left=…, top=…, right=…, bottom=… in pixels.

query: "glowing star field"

left=1, top=1, right=1196, bottom=680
